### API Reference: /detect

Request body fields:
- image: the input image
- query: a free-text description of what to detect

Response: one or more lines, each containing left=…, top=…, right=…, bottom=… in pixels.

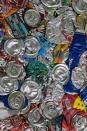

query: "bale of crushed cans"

left=0, top=0, right=87, bottom=130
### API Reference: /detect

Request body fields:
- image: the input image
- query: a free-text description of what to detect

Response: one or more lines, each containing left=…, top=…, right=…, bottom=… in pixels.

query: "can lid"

left=46, top=17, right=66, bottom=44
left=0, top=76, right=18, bottom=95
left=6, top=61, right=24, bottom=78
left=72, top=115, right=87, bottom=130
left=28, top=108, right=44, bottom=126
left=24, top=9, right=41, bottom=27
left=72, top=0, right=87, bottom=14
left=60, top=17, right=75, bottom=36
left=24, top=36, right=40, bottom=57
left=52, top=63, right=69, bottom=85
left=4, top=39, right=25, bottom=56
left=41, top=101, right=60, bottom=119
left=71, top=67, right=86, bottom=89
left=8, top=91, right=25, bottom=110
left=21, top=80, right=41, bottom=100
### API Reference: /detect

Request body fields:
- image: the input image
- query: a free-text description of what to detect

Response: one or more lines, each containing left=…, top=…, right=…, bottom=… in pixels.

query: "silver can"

left=21, top=79, right=42, bottom=103
left=8, top=91, right=25, bottom=110
left=41, top=101, right=61, bottom=120
left=24, top=9, right=41, bottom=27
left=0, top=76, right=18, bottom=95
left=5, top=61, right=24, bottom=79
left=60, top=16, right=75, bottom=35
left=41, top=0, right=60, bottom=8
left=24, top=36, right=40, bottom=57
left=72, top=0, right=87, bottom=14
left=71, top=67, right=86, bottom=89
left=72, top=115, right=87, bottom=130
left=46, top=17, right=67, bottom=44
left=28, top=108, right=46, bottom=127
left=4, top=39, right=25, bottom=56
left=45, top=83, right=64, bottom=102
left=52, top=83, right=64, bottom=102
left=52, top=63, right=69, bottom=85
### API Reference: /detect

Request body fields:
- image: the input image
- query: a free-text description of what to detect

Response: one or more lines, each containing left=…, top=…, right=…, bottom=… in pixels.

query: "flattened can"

left=27, top=108, right=46, bottom=127
left=4, top=38, right=25, bottom=56
left=0, top=76, right=18, bottom=95
left=24, top=9, right=41, bottom=27
left=52, top=63, right=69, bottom=85
left=8, top=91, right=25, bottom=110
left=41, top=101, right=62, bottom=120
left=72, top=0, right=87, bottom=14
left=24, top=36, right=40, bottom=57
left=21, top=79, right=42, bottom=103
left=60, top=17, right=75, bottom=36
left=5, top=61, right=24, bottom=79
left=71, top=67, right=87, bottom=89
left=72, top=115, right=87, bottom=130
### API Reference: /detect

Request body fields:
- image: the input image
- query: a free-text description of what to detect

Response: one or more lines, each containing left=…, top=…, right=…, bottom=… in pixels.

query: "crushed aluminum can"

left=5, top=61, right=25, bottom=79
left=23, top=9, right=41, bottom=27
left=8, top=91, right=26, bottom=110
left=72, top=0, right=87, bottom=14
left=27, top=108, right=46, bottom=127
left=0, top=76, right=18, bottom=95
left=24, top=36, right=40, bottom=57
left=4, top=38, right=25, bottom=56
left=52, top=83, right=65, bottom=102
left=21, top=79, right=42, bottom=103
left=40, top=100, right=62, bottom=120
left=60, top=16, right=75, bottom=36
left=71, top=67, right=87, bottom=89
left=52, top=63, right=69, bottom=85
left=72, top=115, right=87, bottom=131
left=45, top=82, right=64, bottom=102
left=46, top=17, right=67, bottom=44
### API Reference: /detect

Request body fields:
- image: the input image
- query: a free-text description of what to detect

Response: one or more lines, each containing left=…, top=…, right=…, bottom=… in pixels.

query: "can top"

left=72, top=0, right=87, bottom=14
left=0, top=76, right=18, bottom=95
left=4, top=39, right=25, bottom=56
left=72, top=115, right=87, bottom=130
left=28, top=108, right=43, bottom=125
left=8, top=91, right=25, bottom=110
left=6, top=61, right=24, bottom=78
left=25, top=36, right=40, bottom=56
left=52, top=63, right=69, bottom=85
left=21, top=80, right=41, bottom=100
left=24, top=9, right=41, bottom=27
left=41, top=101, right=60, bottom=119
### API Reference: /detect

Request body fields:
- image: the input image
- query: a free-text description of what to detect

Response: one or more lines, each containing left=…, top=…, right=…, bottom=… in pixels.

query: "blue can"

left=64, top=32, right=87, bottom=94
